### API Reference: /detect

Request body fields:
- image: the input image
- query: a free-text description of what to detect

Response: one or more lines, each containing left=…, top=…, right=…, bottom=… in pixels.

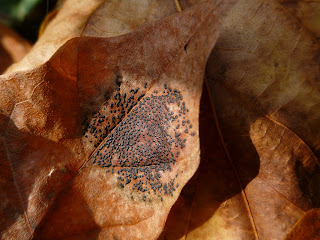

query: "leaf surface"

left=0, top=1, right=235, bottom=239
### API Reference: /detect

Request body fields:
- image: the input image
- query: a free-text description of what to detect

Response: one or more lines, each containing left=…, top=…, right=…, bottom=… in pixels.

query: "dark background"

left=0, top=0, right=58, bottom=42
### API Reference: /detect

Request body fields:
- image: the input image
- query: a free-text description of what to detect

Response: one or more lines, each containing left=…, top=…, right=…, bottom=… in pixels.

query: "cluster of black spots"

left=81, top=83, right=144, bottom=148
left=88, top=84, right=197, bottom=201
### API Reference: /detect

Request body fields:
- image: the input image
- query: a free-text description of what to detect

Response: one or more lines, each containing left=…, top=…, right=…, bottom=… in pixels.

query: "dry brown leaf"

left=0, top=1, right=236, bottom=239
left=160, top=0, right=320, bottom=239
left=0, top=24, right=31, bottom=74
left=284, top=208, right=320, bottom=240
left=277, top=0, right=320, bottom=40
left=3, top=0, right=317, bottom=239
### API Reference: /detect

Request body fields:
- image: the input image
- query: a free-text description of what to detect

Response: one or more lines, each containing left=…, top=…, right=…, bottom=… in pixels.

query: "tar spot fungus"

left=82, top=83, right=196, bottom=201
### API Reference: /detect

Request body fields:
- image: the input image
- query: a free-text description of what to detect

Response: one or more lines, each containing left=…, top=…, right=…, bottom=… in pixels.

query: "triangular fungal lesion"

left=82, top=83, right=196, bottom=201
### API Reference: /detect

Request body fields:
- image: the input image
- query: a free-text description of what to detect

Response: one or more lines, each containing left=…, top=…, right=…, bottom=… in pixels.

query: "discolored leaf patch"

left=88, top=84, right=196, bottom=201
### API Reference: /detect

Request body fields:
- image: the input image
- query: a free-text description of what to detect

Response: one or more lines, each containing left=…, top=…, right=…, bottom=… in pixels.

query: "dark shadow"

left=0, top=111, right=100, bottom=239
left=33, top=187, right=100, bottom=240
left=295, top=160, right=320, bottom=209
left=0, top=115, right=25, bottom=237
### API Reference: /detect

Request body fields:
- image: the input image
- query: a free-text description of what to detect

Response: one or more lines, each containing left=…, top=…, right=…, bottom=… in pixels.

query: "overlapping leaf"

left=0, top=0, right=236, bottom=239
left=160, top=0, right=320, bottom=239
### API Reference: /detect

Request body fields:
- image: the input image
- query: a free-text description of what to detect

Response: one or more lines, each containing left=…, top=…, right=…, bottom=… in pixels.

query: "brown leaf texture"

left=160, top=0, right=320, bottom=239
left=0, top=1, right=235, bottom=239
